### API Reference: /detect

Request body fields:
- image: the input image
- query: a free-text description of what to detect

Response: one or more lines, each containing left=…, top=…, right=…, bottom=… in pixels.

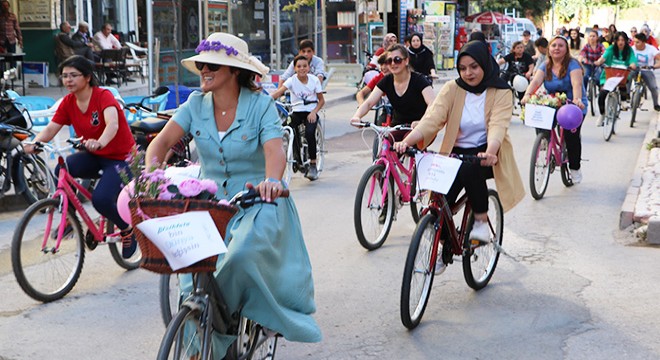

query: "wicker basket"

left=129, top=198, right=237, bottom=274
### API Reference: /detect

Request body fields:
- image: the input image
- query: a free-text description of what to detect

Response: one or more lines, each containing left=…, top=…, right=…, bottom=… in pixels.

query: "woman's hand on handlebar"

left=477, top=152, right=498, bottom=167
left=83, top=138, right=104, bottom=152
left=248, top=179, right=284, bottom=203
left=23, top=143, right=37, bottom=154
left=350, top=116, right=362, bottom=126
left=572, top=98, right=585, bottom=110
left=521, top=94, right=530, bottom=105
left=393, top=141, right=409, bottom=154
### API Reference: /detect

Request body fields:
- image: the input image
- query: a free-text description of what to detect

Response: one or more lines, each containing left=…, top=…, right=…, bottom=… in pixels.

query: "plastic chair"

left=5, top=89, right=20, bottom=100
left=124, top=90, right=170, bottom=124
left=14, top=96, right=56, bottom=129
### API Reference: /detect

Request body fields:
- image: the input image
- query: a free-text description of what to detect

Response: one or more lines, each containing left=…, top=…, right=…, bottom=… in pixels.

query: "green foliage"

left=282, top=0, right=315, bottom=12
left=479, top=0, right=552, bottom=18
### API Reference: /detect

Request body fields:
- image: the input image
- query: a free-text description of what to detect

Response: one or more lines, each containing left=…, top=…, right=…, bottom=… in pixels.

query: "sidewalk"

left=621, top=110, right=660, bottom=244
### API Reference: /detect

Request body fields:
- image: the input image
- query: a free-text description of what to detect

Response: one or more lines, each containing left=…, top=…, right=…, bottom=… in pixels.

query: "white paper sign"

left=136, top=211, right=227, bottom=271
left=524, top=104, right=556, bottom=130
left=414, top=153, right=462, bottom=195
left=602, top=76, right=624, bottom=92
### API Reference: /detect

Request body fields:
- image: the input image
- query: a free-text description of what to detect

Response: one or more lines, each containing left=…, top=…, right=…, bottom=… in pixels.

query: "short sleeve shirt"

left=283, top=74, right=322, bottom=112
left=599, top=45, right=638, bottom=85
left=538, top=59, right=588, bottom=115
left=504, top=52, right=534, bottom=75
left=52, top=87, right=134, bottom=160
left=366, top=72, right=385, bottom=90
left=633, top=44, right=659, bottom=68
left=376, top=72, right=431, bottom=126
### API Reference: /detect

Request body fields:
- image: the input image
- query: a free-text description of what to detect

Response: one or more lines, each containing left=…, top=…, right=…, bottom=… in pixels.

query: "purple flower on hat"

left=196, top=40, right=239, bottom=56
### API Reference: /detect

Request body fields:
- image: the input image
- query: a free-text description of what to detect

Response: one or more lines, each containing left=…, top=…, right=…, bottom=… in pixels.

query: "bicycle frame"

left=45, top=156, right=115, bottom=250
left=370, top=129, right=414, bottom=210
left=426, top=192, right=471, bottom=260
left=543, top=126, right=567, bottom=169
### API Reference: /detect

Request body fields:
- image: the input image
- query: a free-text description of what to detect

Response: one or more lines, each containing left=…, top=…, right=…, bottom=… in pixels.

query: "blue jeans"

left=55, top=152, right=132, bottom=230
left=583, top=64, right=602, bottom=88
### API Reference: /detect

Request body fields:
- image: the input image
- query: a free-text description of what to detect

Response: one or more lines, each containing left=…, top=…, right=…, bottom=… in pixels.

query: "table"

left=0, top=53, right=25, bottom=95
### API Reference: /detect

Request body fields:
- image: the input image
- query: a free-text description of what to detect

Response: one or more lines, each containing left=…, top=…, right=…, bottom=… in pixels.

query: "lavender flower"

left=195, top=40, right=239, bottom=56
left=178, top=178, right=205, bottom=198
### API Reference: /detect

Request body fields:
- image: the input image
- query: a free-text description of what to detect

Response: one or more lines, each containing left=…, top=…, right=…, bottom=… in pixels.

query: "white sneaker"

left=469, top=220, right=490, bottom=244
left=596, top=114, right=604, bottom=127
left=434, top=258, right=446, bottom=275
left=570, top=169, right=582, bottom=184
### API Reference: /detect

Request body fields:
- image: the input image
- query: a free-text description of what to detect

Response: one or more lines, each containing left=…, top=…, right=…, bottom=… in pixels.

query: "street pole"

left=147, top=0, right=154, bottom=94
left=322, top=0, right=327, bottom=65
left=551, top=0, right=555, bottom=36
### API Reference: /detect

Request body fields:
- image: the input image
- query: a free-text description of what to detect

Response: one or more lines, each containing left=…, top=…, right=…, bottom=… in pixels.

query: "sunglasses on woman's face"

left=385, top=56, right=404, bottom=65
left=195, top=61, right=222, bottom=71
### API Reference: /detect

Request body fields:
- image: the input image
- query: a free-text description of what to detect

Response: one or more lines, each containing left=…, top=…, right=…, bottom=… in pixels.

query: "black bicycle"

left=629, top=67, right=651, bottom=128
left=584, top=64, right=602, bottom=117
left=157, top=188, right=284, bottom=360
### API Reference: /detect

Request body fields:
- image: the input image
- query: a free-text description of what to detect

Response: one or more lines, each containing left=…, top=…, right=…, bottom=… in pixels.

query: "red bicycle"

left=11, top=139, right=142, bottom=302
left=400, top=149, right=504, bottom=329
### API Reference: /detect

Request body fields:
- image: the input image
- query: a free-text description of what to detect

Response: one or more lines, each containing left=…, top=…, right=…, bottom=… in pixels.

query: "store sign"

left=425, top=15, right=451, bottom=24
left=18, top=0, right=53, bottom=29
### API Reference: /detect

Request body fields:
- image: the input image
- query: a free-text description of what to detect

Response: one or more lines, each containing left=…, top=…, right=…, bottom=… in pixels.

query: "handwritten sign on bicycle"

left=136, top=211, right=227, bottom=271
left=524, top=104, right=556, bottom=130
left=414, top=153, right=462, bottom=195
left=602, top=76, right=625, bottom=92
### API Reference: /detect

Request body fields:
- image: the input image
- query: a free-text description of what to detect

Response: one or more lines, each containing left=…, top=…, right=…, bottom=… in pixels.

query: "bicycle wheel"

left=227, top=318, right=278, bottom=360
left=588, top=80, right=596, bottom=117
left=11, top=198, right=85, bottom=302
left=529, top=132, right=551, bottom=200
left=603, top=93, right=617, bottom=141
left=315, top=120, right=324, bottom=172
left=160, top=274, right=182, bottom=326
left=630, top=87, right=641, bottom=128
left=14, top=153, right=55, bottom=205
left=462, top=190, right=503, bottom=290
left=353, top=164, right=395, bottom=250
left=282, top=130, right=293, bottom=185
left=400, top=213, right=437, bottom=329
left=560, top=147, right=573, bottom=187
left=157, top=304, right=211, bottom=360
left=107, top=221, right=142, bottom=270
left=409, top=164, right=429, bottom=223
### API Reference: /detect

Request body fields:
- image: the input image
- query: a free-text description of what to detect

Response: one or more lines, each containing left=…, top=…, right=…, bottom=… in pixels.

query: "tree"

left=282, top=0, right=315, bottom=12
left=479, top=0, right=552, bottom=19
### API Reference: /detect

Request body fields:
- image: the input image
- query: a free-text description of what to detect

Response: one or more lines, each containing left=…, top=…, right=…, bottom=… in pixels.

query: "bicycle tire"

left=400, top=213, right=437, bottom=329
left=315, top=120, right=324, bottom=173
left=11, top=198, right=85, bottom=302
left=353, top=164, right=395, bottom=250
left=107, top=221, right=142, bottom=270
left=159, top=274, right=181, bottom=326
left=282, top=130, right=293, bottom=185
left=14, top=153, right=54, bottom=205
left=157, top=304, right=212, bottom=360
left=462, top=190, right=503, bottom=290
left=588, top=80, right=596, bottom=117
left=603, top=93, right=617, bottom=141
left=226, top=318, right=278, bottom=360
left=409, top=164, right=428, bottom=223
left=560, top=146, right=573, bottom=187
left=529, top=132, right=551, bottom=200
left=630, top=87, right=641, bottom=128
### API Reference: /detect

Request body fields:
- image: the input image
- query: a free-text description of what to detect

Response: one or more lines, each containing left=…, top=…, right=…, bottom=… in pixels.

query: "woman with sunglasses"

left=392, top=40, right=524, bottom=272
left=350, top=43, right=435, bottom=132
left=23, top=55, right=138, bottom=258
left=146, top=33, right=321, bottom=358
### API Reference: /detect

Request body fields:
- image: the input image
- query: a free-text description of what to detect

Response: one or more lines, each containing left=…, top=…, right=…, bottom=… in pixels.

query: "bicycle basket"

left=129, top=198, right=237, bottom=274
left=604, top=67, right=630, bottom=87
left=0, top=98, right=27, bottom=128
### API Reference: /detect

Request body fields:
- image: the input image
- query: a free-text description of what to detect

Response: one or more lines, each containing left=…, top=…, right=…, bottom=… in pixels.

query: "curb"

left=619, top=112, right=659, bottom=232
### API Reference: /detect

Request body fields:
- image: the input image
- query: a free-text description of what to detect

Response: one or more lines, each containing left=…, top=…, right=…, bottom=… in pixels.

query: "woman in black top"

left=351, top=44, right=435, bottom=130
left=407, top=33, right=437, bottom=78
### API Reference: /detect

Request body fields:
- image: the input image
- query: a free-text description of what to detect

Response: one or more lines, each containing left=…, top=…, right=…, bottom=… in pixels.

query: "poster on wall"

left=18, top=0, right=54, bottom=29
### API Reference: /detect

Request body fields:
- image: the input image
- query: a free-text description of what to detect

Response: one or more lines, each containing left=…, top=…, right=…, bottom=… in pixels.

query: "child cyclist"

left=271, top=54, right=325, bottom=181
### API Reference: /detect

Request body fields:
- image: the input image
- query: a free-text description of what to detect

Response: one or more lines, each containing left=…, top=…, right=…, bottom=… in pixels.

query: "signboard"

left=19, top=0, right=53, bottom=29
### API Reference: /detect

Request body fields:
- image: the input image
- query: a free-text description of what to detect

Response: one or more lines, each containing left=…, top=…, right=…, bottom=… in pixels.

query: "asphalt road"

left=1, top=92, right=659, bottom=359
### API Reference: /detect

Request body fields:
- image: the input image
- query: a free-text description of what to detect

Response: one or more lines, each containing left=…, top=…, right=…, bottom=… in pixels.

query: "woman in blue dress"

left=522, top=35, right=588, bottom=184
left=146, top=32, right=321, bottom=357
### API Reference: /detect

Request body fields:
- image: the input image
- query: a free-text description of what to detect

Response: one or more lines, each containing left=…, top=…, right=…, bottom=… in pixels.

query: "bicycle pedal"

left=105, top=235, right=122, bottom=243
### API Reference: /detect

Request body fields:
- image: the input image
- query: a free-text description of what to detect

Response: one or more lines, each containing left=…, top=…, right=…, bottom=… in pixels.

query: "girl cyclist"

left=579, top=30, right=606, bottom=88
left=523, top=35, right=588, bottom=184
left=23, top=55, right=137, bottom=258
left=393, top=40, right=525, bottom=273
left=146, top=33, right=321, bottom=358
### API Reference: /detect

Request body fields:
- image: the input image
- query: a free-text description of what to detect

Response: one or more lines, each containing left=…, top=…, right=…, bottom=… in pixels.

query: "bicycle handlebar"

left=351, top=121, right=412, bottom=132
left=229, top=187, right=290, bottom=209
left=404, top=147, right=490, bottom=166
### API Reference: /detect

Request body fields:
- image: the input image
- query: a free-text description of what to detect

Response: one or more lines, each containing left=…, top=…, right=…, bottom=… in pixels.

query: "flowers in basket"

left=521, top=91, right=568, bottom=122
left=116, top=147, right=222, bottom=225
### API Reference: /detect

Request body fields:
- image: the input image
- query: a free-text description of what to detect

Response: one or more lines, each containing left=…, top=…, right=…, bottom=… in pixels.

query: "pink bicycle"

left=11, top=139, right=142, bottom=302
left=351, top=121, right=427, bottom=250
left=529, top=123, right=574, bottom=200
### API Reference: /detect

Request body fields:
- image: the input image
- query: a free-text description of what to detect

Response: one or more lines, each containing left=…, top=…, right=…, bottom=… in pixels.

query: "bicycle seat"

left=130, top=116, right=169, bottom=132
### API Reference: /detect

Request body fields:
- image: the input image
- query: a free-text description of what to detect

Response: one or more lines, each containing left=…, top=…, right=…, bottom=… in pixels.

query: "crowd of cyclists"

left=13, top=17, right=660, bottom=357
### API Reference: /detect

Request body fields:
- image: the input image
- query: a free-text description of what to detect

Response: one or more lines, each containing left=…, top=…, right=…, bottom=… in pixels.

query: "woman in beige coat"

left=394, top=40, right=524, bottom=254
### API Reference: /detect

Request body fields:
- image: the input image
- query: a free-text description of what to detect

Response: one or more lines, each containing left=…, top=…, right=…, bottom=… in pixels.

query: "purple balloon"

left=556, top=104, right=583, bottom=130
